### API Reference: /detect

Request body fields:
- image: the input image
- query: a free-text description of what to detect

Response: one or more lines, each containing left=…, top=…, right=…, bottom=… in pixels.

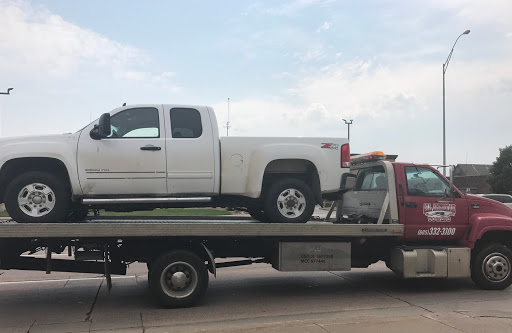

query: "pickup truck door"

left=397, top=165, right=468, bottom=241
left=76, top=106, right=167, bottom=195
left=163, top=106, right=216, bottom=194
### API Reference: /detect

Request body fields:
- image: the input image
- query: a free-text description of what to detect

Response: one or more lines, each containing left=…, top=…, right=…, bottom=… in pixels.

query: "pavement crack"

left=85, top=279, right=103, bottom=322
left=421, top=314, right=467, bottom=332
left=471, top=315, right=512, bottom=320
left=328, top=272, right=435, bottom=314
left=314, top=322, right=330, bottom=332
left=375, top=289, right=434, bottom=314
left=26, top=319, right=36, bottom=333
left=140, top=312, right=145, bottom=330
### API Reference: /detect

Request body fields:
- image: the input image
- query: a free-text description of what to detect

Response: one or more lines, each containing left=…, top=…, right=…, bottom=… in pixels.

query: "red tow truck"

left=0, top=152, right=511, bottom=307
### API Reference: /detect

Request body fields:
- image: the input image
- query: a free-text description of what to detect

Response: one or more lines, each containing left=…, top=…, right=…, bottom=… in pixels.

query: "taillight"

left=341, top=144, right=350, bottom=168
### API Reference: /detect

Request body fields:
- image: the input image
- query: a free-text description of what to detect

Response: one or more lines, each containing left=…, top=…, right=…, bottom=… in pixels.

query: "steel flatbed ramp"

left=0, top=220, right=403, bottom=238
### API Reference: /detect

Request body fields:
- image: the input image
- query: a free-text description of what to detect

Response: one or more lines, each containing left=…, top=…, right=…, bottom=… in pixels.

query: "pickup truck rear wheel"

left=4, top=171, right=70, bottom=223
left=264, top=178, right=315, bottom=223
left=148, top=250, right=209, bottom=308
left=471, top=243, right=512, bottom=290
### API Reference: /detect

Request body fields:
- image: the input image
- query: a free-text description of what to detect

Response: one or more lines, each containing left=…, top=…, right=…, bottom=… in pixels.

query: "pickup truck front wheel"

left=264, top=178, right=315, bottom=223
left=4, top=171, right=70, bottom=223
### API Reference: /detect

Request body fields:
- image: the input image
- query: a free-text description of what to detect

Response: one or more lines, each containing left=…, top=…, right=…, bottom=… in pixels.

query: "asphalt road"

left=1, top=259, right=512, bottom=333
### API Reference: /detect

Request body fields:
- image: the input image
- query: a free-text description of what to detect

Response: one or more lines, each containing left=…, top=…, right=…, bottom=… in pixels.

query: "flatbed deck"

left=0, top=219, right=403, bottom=238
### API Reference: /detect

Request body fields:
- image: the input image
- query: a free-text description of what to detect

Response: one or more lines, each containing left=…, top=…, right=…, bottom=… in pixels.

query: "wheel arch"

left=262, top=159, right=322, bottom=205
left=0, top=157, right=72, bottom=203
left=473, top=230, right=512, bottom=253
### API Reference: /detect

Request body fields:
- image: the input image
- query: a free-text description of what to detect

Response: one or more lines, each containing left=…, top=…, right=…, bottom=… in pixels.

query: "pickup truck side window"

left=108, top=107, right=159, bottom=138
left=405, top=166, right=449, bottom=197
left=355, top=166, right=387, bottom=191
left=170, top=108, right=203, bottom=138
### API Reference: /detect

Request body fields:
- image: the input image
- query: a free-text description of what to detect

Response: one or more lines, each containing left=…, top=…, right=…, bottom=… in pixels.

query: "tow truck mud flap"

left=272, top=242, right=350, bottom=272
left=390, top=247, right=470, bottom=279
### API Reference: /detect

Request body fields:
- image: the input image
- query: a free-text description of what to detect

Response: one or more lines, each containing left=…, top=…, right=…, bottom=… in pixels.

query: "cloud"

left=316, top=22, right=331, bottom=32
left=0, top=0, right=143, bottom=78
left=0, top=0, right=180, bottom=92
left=267, top=0, right=336, bottom=16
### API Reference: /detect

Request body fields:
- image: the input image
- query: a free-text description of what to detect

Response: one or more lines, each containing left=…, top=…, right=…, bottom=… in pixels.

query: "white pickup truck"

left=0, top=104, right=349, bottom=223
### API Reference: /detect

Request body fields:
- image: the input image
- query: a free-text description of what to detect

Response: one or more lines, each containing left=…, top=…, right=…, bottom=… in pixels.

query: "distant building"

left=452, top=164, right=491, bottom=194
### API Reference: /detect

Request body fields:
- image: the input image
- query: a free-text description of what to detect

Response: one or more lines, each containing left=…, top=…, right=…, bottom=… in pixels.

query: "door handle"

left=140, top=146, right=161, bottom=151
left=405, top=202, right=417, bottom=208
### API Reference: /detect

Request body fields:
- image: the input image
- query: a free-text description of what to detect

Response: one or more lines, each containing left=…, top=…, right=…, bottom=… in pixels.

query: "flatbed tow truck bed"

left=0, top=218, right=404, bottom=238
left=0, top=217, right=404, bottom=307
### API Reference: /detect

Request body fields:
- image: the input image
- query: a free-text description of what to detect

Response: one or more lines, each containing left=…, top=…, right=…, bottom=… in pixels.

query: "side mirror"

left=90, top=113, right=111, bottom=140
left=340, top=173, right=357, bottom=191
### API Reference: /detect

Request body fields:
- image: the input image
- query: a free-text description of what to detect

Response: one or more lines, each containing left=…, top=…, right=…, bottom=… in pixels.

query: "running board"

left=82, top=197, right=212, bottom=205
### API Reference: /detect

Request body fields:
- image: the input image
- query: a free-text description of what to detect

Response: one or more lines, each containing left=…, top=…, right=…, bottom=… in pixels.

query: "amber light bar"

left=350, top=151, right=386, bottom=165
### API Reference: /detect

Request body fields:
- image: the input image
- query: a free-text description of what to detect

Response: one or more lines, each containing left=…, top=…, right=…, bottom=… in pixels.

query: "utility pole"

left=224, top=97, right=231, bottom=136
left=342, top=119, right=353, bottom=141
left=0, top=88, right=13, bottom=95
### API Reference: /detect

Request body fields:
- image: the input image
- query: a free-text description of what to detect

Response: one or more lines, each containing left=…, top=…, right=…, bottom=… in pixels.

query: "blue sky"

left=0, top=0, right=511, bottom=166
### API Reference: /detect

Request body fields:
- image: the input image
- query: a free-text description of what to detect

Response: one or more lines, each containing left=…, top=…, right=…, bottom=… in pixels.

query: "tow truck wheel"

left=264, top=178, right=315, bottom=223
left=471, top=243, right=512, bottom=290
left=149, top=250, right=209, bottom=308
left=4, top=171, right=70, bottom=223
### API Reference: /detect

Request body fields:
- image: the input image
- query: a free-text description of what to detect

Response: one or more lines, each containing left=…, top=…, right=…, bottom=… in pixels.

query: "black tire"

left=148, top=250, right=209, bottom=308
left=4, top=171, right=70, bottom=223
left=471, top=243, right=512, bottom=290
left=263, top=178, right=315, bottom=223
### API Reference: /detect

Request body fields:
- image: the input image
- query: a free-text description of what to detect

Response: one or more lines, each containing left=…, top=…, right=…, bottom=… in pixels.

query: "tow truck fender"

left=465, top=213, right=512, bottom=244
left=201, top=243, right=216, bottom=277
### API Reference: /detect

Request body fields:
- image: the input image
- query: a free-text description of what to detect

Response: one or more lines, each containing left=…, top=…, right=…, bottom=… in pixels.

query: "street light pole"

left=0, top=88, right=13, bottom=95
left=443, top=30, right=470, bottom=175
left=342, top=119, right=353, bottom=141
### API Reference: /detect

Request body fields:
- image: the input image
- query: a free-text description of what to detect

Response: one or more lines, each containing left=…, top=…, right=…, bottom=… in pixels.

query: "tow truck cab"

left=340, top=152, right=512, bottom=289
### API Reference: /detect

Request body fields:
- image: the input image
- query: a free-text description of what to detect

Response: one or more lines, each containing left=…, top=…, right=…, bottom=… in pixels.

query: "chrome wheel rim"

left=17, top=183, right=56, bottom=217
left=482, top=252, right=510, bottom=283
left=160, top=261, right=198, bottom=299
left=276, top=188, right=306, bottom=218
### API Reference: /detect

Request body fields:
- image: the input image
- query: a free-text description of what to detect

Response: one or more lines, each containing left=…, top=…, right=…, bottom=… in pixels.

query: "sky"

left=0, top=0, right=511, bottom=166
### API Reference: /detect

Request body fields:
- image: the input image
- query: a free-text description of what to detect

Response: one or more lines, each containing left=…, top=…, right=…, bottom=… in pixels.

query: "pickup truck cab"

left=337, top=152, right=512, bottom=290
left=0, top=104, right=350, bottom=223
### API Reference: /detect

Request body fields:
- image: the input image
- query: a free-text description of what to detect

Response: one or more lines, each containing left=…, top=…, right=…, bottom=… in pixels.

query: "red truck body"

left=391, top=162, right=512, bottom=246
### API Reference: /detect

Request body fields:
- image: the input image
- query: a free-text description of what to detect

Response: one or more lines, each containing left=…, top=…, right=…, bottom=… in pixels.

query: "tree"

left=488, top=145, right=512, bottom=194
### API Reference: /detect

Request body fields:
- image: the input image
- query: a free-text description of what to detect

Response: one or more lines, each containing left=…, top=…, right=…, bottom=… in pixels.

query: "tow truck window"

left=405, top=166, right=449, bottom=197
left=107, top=107, right=159, bottom=138
left=355, top=166, right=387, bottom=191
left=170, top=108, right=203, bottom=138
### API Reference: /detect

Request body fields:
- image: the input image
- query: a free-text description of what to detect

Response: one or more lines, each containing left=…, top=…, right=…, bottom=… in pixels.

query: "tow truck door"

left=397, top=165, right=468, bottom=241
